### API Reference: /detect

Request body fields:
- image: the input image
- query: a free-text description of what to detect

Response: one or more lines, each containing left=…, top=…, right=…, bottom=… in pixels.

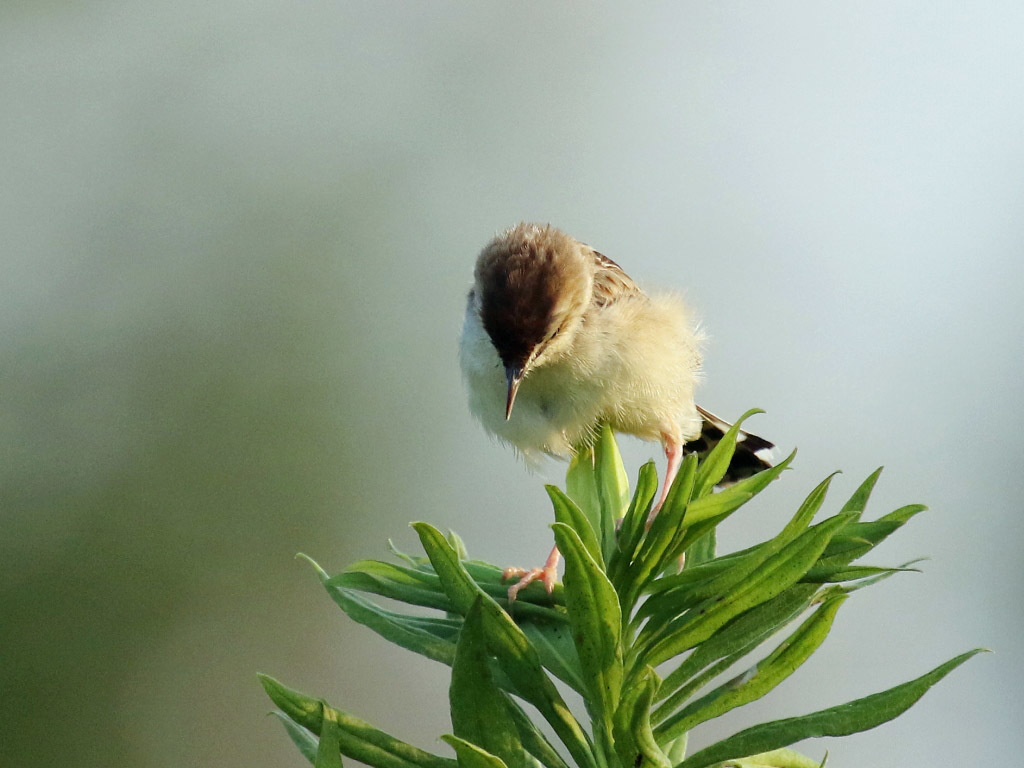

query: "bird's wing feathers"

left=691, top=405, right=775, bottom=485
left=590, top=249, right=642, bottom=307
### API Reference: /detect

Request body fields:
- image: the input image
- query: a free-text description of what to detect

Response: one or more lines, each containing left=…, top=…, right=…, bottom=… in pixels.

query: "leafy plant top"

left=261, top=416, right=982, bottom=768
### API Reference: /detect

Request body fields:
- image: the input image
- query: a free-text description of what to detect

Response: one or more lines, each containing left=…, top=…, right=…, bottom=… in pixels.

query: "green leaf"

left=412, top=524, right=598, bottom=768
left=683, top=528, right=716, bottom=568
left=643, top=557, right=735, bottom=597
left=612, top=665, right=671, bottom=768
left=802, top=563, right=922, bottom=584
left=271, top=711, right=318, bottom=764
left=566, top=444, right=601, bottom=540
left=546, top=485, right=603, bottom=567
left=594, top=423, right=630, bottom=559
left=692, top=409, right=765, bottom=498
left=330, top=561, right=453, bottom=612
left=681, top=489, right=754, bottom=528
left=608, top=461, right=659, bottom=587
left=551, top=522, right=624, bottom=736
left=260, top=675, right=457, bottom=768
left=447, top=530, right=470, bottom=560
left=668, top=452, right=796, bottom=565
left=676, top=649, right=986, bottom=768
left=835, top=559, right=926, bottom=593
left=442, top=736, right=509, bottom=768
left=503, top=696, right=573, bottom=768
left=665, top=734, right=688, bottom=766
left=639, top=514, right=850, bottom=668
left=336, top=555, right=561, bottom=619
left=620, top=453, right=698, bottom=610
left=655, top=595, right=846, bottom=741
left=450, top=598, right=526, bottom=768
left=778, top=472, right=841, bottom=542
left=640, top=473, right=838, bottom=626
left=717, top=747, right=825, bottom=767
left=653, top=585, right=819, bottom=719
left=639, top=534, right=787, bottom=627
left=317, top=704, right=345, bottom=768
left=297, top=552, right=331, bottom=582
left=812, top=504, right=926, bottom=576
left=520, top=619, right=586, bottom=695
left=326, top=587, right=459, bottom=666
left=838, top=467, right=883, bottom=517
left=415, top=523, right=486, bottom=616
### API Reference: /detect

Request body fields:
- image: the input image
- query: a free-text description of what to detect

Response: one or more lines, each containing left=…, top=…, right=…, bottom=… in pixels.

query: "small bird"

left=459, top=223, right=773, bottom=598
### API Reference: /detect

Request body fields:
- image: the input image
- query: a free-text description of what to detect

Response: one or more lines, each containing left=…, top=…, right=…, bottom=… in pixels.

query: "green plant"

left=260, top=413, right=982, bottom=768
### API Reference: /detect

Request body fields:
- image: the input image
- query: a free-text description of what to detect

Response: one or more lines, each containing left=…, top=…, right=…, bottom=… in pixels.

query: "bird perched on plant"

left=459, top=223, right=773, bottom=598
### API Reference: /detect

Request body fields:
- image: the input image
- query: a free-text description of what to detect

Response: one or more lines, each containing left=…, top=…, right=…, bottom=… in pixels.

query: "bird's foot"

left=502, top=565, right=557, bottom=601
left=502, top=544, right=561, bottom=602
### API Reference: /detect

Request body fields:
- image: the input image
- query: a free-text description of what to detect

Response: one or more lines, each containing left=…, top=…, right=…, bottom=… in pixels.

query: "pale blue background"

left=2, top=3, right=1021, bottom=767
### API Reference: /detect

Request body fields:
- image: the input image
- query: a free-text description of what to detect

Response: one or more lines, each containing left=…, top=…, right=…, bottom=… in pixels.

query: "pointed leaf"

left=665, top=734, right=688, bottom=766
left=520, top=619, right=586, bottom=695
left=620, top=454, right=697, bottom=609
left=317, top=704, right=345, bottom=768
left=613, top=665, right=671, bottom=768
left=551, top=522, right=624, bottom=734
left=641, top=474, right=838, bottom=626
left=451, top=599, right=526, bottom=768
left=639, top=515, right=851, bottom=668
left=656, top=596, right=846, bottom=741
left=566, top=445, right=601, bottom=538
left=331, top=561, right=453, bottom=611
left=717, top=748, right=825, bottom=767
left=442, top=736, right=509, bottom=768
left=779, top=472, right=841, bottom=542
left=503, top=696, right=573, bottom=768
left=271, top=711, right=319, bottom=764
left=681, top=489, right=753, bottom=527
left=610, top=461, right=660, bottom=582
left=547, top=485, right=603, bottom=567
left=836, top=560, right=926, bottom=594
left=653, top=585, right=819, bottom=718
left=676, top=650, right=986, bottom=768
left=838, top=467, right=883, bottom=518
left=447, top=530, right=470, bottom=559
left=814, top=504, right=926, bottom=572
left=692, top=409, right=765, bottom=498
left=326, top=587, right=459, bottom=665
left=412, top=524, right=597, bottom=768
left=260, top=675, right=457, bottom=768
left=683, top=528, right=716, bottom=568
left=594, top=423, right=630, bottom=558
left=803, top=563, right=921, bottom=584
left=415, top=523, right=486, bottom=615
left=667, top=452, right=796, bottom=566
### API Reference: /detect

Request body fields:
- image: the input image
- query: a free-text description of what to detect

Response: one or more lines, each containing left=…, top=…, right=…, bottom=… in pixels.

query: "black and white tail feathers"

left=687, top=405, right=775, bottom=486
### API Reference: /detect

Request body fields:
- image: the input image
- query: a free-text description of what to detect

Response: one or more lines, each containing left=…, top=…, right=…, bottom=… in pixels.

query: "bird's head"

left=472, top=223, right=593, bottom=420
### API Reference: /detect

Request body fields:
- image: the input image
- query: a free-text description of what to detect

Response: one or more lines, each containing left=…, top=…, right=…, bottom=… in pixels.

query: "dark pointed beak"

left=505, top=366, right=524, bottom=420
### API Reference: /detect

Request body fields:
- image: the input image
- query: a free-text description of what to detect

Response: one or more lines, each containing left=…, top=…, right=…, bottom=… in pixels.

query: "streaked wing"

left=690, top=405, right=775, bottom=485
left=590, top=249, right=643, bottom=307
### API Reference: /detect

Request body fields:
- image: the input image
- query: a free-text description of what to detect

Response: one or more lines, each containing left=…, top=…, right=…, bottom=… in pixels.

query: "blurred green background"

left=2, top=2, right=1021, bottom=766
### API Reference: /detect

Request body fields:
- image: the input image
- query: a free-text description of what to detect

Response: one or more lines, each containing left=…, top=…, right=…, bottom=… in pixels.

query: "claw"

left=502, top=544, right=561, bottom=602
left=504, top=567, right=555, bottom=601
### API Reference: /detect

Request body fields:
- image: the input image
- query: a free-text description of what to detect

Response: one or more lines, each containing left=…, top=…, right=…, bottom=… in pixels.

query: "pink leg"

left=645, top=436, right=688, bottom=571
left=503, top=544, right=561, bottom=602
left=649, top=436, right=684, bottom=523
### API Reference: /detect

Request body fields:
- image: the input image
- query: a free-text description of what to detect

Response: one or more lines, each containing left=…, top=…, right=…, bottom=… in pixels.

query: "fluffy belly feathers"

left=460, top=294, right=702, bottom=461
